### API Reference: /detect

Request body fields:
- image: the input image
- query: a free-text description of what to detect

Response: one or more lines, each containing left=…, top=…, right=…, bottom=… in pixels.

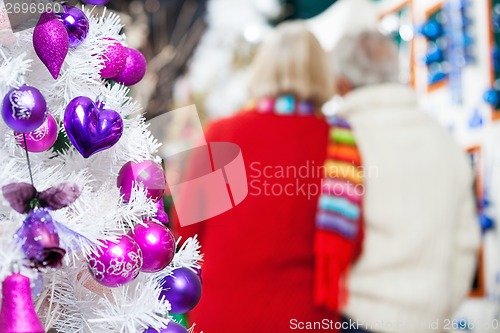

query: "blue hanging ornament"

left=479, top=214, right=494, bottom=232
left=482, top=88, right=500, bottom=109
left=468, top=108, right=484, bottom=129
left=428, top=68, right=446, bottom=84
left=423, top=46, right=445, bottom=65
left=418, top=19, right=443, bottom=40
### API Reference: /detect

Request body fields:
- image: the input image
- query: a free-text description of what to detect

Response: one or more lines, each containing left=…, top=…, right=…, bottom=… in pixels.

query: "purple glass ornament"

left=33, top=12, right=69, bottom=79
left=87, top=235, right=143, bottom=288
left=15, top=208, right=66, bottom=270
left=64, top=96, right=124, bottom=158
left=154, top=198, right=169, bottom=224
left=113, top=48, right=147, bottom=86
left=144, top=322, right=188, bottom=333
left=2, top=85, right=47, bottom=133
left=159, top=267, right=202, bottom=314
left=100, top=39, right=127, bottom=79
left=14, top=113, right=58, bottom=153
left=129, top=221, right=175, bottom=273
left=117, top=161, right=166, bottom=202
left=297, top=101, right=314, bottom=116
left=82, top=0, right=109, bottom=5
left=57, top=6, right=90, bottom=48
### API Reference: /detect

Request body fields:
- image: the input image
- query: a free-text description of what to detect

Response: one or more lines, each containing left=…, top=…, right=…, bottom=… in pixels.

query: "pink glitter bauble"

left=87, top=235, right=143, bottom=288
left=33, top=12, right=69, bottom=79
left=113, top=48, right=147, bottom=86
left=129, top=221, right=176, bottom=273
left=15, top=113, right=59, bottom=153
left=100, top=39, right=127, bottom=79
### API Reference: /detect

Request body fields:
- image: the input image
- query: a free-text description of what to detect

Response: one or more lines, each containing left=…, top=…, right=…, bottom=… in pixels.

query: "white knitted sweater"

left=331, top=84, right=481, bottom=333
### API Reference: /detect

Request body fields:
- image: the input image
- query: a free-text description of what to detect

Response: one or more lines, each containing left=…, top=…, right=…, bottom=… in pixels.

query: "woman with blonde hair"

left=175, top=21, right=341, bottom=332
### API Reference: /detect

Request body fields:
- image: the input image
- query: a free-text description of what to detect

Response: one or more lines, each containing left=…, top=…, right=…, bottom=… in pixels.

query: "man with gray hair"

left=325, top=31, right=481, bottom=333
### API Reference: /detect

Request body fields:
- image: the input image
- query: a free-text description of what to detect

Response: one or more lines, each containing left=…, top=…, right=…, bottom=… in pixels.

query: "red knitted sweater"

left=173, top=110, right=340, bottom=333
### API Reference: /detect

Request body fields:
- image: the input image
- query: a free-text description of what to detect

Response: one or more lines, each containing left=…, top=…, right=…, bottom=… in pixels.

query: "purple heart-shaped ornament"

left=64, top=96, right=123, bottom=158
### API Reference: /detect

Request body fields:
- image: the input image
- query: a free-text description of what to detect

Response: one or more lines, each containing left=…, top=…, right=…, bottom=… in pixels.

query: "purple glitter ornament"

left=64, top=96, right=124, bottom=158
left=129, top=221, right=175, bottom=273
left=0, top=269, right=45, bottom=333
left=159, top=267, right=202, bottom=314
left=100, top=39, right=127, bottom=79
left=82, top=0, right=109, bottom=5
left=33, top=12, right=69, bottom=79
left=1, top=85, right=47, bottom=133
left=57, top=6, right=90, bottom=48
left=144, top=322, right=188, bottom=333
left=117, top=161, right=166, bottom=202
left=113, top=48, right=147, bottom=86
left=87, top=235, right=143, bottom=288
left=15, top=209, right=66, bottom=270
left=14, top=113, right=58, bottom=153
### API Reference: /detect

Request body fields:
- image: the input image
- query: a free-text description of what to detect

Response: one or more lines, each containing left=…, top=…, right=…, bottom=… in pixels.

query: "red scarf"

left=254, top=98, right=364, bottom=312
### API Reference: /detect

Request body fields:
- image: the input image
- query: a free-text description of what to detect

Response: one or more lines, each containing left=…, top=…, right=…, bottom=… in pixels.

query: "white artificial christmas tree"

left=0, top=4, right=202, bottom=332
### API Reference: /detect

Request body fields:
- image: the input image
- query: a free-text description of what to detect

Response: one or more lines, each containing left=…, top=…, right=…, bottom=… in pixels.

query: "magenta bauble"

left=2, top=85, right=47, bottom=133
left=87, top=235, right=143, bottom=288
left=117, top=161, right=166, bottom=202
left=15, top=113, right=58, bottom=153
left=33, top=12, right=69, bottom=79
left=100, top=39, right=127, bottom=79
left=129, top=222, right=175, bottom=273
left=154, top=198, right=169, bottom=224
left=113, top=48, right=147, bottom=86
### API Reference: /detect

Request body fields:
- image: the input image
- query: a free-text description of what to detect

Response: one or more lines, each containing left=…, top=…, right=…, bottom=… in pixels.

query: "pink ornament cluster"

left=100, top=40, right=147, bottom=86
left=1, top=85, right=59, bottom=153
left=33, top=9, right=146, bottom=86
left=86, top=161, right=174, bottom=288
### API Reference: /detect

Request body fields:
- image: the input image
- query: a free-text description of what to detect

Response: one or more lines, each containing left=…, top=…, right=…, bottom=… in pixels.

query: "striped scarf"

left=314, top=116, right=364, bottom=312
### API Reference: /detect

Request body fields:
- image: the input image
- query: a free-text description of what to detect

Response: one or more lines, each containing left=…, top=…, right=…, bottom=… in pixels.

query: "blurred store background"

left=106, top=0, right=500, bottom=331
